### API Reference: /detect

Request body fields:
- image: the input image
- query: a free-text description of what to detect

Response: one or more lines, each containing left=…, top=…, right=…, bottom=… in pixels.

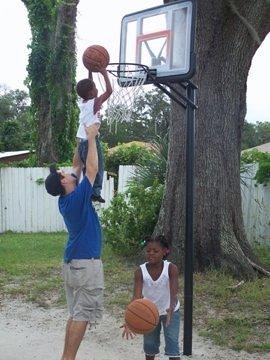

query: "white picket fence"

left=117, top=165, right=136, bottom=193
left=0, top=165, right=269, bottom=245
left=0, top=167, right=114, bottom=232
left=241, top=164, right=270, bottom=245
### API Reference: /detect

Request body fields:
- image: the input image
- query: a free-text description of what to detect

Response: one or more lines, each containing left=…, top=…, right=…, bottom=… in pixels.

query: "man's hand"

left=84, top=123, right=99, bottom=140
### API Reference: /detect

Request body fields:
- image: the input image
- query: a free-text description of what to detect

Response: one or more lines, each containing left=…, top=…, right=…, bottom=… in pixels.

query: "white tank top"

left=140, top=260, right=180, bottom=316
left=76, top=99, right=101, bottom=139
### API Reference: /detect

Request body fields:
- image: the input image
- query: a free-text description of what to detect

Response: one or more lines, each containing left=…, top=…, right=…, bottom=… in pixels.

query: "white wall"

left=0, top=167, right=114, bottom=233
left=117, top=165, right=136, bottom=193
left=1, top=165, right=269, bottom=246
left=241, top=164, right=270, bottom=245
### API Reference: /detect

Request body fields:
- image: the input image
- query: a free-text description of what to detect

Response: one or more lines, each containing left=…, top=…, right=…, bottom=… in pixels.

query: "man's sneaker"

left=91, top=195, right=105, bottom=203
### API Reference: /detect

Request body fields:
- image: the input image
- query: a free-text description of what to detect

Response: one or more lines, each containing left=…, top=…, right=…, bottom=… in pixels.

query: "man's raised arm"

left=84, top=124, right=99, bottom=185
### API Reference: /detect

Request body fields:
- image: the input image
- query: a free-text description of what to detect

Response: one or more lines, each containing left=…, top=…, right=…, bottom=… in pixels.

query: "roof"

left=246, top=143, right=270, bottom=153
left=0, top=150, right=30, bottom=159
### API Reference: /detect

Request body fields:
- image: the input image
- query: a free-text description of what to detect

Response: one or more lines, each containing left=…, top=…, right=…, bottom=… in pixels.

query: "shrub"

left=105, top=142, right=153, bottom=175
left=101, top=181, right=164, bottom=256
left=241, top=149, right=270, bottom=185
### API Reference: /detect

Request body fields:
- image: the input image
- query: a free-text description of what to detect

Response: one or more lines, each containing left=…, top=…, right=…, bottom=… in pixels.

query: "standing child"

left=122, top=235, right=181, bottom=360
left=75, top=66, right=112, bottom=203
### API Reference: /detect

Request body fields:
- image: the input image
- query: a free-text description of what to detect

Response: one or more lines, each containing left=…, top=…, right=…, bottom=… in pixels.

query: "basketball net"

left=105, top=63, right=148, bottom=125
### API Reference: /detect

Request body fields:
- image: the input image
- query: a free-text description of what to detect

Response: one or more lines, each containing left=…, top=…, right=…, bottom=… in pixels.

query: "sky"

left=0, top=0, right=269, bottom=124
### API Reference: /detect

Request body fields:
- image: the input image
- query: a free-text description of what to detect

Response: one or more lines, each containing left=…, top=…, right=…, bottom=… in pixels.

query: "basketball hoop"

left=105, top=63, right=149, bottom=124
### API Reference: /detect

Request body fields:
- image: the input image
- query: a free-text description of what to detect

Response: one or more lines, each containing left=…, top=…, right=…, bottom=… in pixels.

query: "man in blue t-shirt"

left=45, top=124, right=103, bottom=360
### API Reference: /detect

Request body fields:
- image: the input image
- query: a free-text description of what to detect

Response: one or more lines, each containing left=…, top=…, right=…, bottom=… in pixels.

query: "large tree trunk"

left=49, top=1, right=79, bottom=163
left=22, top=0, right=78, bottom=165
left=157, top=0, right=270, bottom=278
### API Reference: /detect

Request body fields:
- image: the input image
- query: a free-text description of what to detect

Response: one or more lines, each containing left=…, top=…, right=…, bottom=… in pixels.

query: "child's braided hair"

left=143, top=235, right=171, bottom=259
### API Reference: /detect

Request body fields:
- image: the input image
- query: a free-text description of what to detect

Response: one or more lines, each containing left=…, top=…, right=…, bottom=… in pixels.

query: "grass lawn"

left=0, top=232, right=269, bottom=353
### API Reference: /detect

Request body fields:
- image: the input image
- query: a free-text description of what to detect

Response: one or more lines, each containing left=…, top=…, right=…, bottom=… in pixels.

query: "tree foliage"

left=242, top=120, right=270, bottom=149
left=105, top=142, right=153, bottom=175
left=241, top=149, right=270, bottom=185
left=101, top=181, right=164, bottom=257
left=102, top=88, right=170, bottom=147
left=0, top=87, right=32, bottom=151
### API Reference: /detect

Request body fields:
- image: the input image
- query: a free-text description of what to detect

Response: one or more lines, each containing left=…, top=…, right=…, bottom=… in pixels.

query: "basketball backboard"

left=119, top=0, right=196, bottom=85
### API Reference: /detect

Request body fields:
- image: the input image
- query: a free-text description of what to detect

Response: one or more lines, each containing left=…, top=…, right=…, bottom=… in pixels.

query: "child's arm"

left=94, top=67, right=113, bottom=114
left=133, top=267, right=143, bottom=300
left=166, top=263, right=179, bottom=326
left=88, top=70, right=93, bottom=80
left=122, top=268, right=143, bottom=340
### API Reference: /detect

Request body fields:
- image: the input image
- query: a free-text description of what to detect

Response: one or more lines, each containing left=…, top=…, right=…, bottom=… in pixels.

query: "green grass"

left=0, top=232, right=269, bottom=354
left=0, top=232, right=65, bottom=306
left=253, top=242, right=270, bottom=265
left=191, top=269, right=270, bottom=353
left=0, top=231, right=134, bottom=309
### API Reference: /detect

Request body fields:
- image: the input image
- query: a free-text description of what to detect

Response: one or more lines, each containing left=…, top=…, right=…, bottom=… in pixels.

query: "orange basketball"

left=82, top=45, right=110, bottom=72
left=125, top=298, right=159, bottom=334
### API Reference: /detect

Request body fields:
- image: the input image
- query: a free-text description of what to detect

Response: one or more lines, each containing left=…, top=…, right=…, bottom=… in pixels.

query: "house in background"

left=0, top=151, right=31, bottom=164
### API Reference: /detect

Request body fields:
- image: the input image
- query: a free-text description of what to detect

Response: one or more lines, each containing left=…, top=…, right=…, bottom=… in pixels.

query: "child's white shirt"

left=76, top=98, right=101, bottom=139
left=140, top=260, right=180, bottom=315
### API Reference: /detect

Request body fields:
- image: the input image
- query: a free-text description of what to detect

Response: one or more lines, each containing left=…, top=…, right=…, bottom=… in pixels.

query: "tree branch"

left=228, top=280, right=245, bottom=291
left=227, top=0, right=262, bottom=45
left=247, top=258, right=270, bottom=277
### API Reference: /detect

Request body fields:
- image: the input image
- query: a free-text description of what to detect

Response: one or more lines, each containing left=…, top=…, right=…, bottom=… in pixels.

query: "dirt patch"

left=0, top=299, right=268, bottom=360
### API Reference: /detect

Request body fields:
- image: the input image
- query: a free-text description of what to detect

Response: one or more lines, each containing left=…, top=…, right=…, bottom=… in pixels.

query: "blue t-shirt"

left=58, top=176, right=102, bottom=263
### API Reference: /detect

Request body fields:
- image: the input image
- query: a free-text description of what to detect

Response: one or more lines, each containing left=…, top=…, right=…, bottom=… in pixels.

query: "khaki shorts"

left=63, top=259, right=104, bottom=322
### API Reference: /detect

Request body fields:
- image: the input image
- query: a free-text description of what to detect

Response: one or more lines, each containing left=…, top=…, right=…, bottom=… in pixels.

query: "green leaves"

left=101, top=182, right=164, bottom=256
left=241, top=149, right=270, bottom=185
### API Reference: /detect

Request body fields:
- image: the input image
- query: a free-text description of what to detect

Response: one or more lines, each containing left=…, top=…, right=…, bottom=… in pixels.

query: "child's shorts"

left=143, top=309, right=180, bottom=357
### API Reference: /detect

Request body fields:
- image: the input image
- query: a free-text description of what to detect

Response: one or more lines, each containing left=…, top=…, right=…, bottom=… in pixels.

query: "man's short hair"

left=45, top=165, right=65, bottom=196
left=76, top=79, right=95, bottom=99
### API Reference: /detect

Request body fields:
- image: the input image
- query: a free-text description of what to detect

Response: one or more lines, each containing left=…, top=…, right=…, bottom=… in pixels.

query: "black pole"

left=183, top=81, right=196, bottom=355
left=153, top=80, right=197, bottom=355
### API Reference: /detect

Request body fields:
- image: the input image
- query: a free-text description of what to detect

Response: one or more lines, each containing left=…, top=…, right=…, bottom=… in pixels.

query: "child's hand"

left=165, top=308, right=173, bottom=327
left=121, top=323, right=136, bottom=340
left=98, top=66, right=108, bottom=76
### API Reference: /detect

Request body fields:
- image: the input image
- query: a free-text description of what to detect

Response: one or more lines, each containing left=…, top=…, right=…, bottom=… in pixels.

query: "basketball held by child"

left=124, top=298, right=159, bottom=334
left=82, top=45, right=110, bottom=72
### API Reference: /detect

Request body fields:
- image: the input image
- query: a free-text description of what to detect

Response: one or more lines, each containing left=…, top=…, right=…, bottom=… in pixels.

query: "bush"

left=105, top=142, right=153, bottom=175
left=241, top=149, right=270, bottom=185
left=101, top=181, right=164, bottom=256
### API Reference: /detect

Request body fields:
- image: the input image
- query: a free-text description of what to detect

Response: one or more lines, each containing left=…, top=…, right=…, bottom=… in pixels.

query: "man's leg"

left=61, top=319, right=88, bottom=360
